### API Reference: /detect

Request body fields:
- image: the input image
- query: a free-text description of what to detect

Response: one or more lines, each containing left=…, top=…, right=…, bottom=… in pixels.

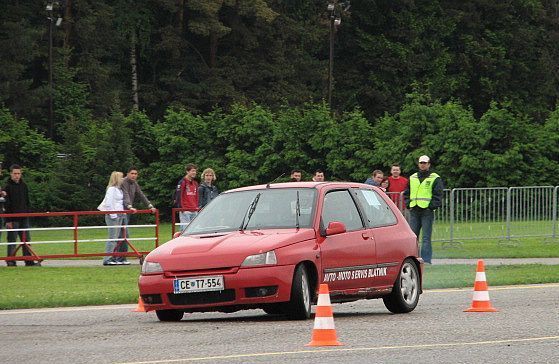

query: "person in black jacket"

left=198, top=168, right=219, bottom=209
left=4, top=164, right=40, bottom=266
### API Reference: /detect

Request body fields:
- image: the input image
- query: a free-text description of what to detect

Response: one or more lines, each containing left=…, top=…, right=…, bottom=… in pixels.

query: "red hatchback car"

left=138, top=182, right=423, bottom=321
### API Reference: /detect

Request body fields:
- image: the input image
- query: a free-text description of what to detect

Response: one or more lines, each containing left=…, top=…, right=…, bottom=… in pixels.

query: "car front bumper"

left=138, top=264, right=296, bottom=312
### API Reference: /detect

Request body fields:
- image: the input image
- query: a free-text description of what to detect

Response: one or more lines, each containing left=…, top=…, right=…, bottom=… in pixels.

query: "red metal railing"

left=0, top=209, right=159, bottom=263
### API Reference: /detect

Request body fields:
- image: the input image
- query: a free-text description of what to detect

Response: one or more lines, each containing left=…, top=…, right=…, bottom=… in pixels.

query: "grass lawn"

left=7, top=222, right=175, bottom=258
left=432, top=238, right=559, bottom=259
left=0, top=264, right=558, bottom=310
left=6, top=221, right=559, bottom=259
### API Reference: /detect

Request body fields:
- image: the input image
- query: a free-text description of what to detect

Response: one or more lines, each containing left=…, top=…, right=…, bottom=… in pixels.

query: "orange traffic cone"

left=132, top=295, right=147, bottom=312
left=464, top=259, right=498, bottom=312
left=306, top=284, right=343, bottom=346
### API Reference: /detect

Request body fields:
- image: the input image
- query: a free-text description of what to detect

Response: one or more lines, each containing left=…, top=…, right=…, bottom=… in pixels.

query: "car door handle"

left=361, top=232, right=373, bottom=239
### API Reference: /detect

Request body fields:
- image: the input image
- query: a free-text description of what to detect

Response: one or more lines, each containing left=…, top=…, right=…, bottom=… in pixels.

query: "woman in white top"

left=99, top=171, right=125, bottom=265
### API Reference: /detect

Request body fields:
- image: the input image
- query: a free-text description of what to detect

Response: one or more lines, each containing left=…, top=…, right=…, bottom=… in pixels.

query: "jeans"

left=408, top=207, right=434, bottom=263
left=6, top=218, right=33, bottom=262
left=116, top=214, right=130, bottom=262
left=179, top=211, right=198, bottom=226
left=104, top=214, right=125, bottom=264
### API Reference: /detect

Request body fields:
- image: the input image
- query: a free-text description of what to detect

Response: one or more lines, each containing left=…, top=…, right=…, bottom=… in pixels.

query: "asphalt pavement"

left=1, top=284, right=558, bottom=363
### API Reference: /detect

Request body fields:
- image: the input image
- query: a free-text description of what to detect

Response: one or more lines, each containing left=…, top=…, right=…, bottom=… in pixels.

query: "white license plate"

left=173, top=275, right=224, bottom=294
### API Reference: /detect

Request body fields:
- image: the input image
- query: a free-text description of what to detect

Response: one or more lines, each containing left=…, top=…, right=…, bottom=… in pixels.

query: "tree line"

left=2, top=96, right=559, bottom=217
left=2, top=1, right=559, bottom=217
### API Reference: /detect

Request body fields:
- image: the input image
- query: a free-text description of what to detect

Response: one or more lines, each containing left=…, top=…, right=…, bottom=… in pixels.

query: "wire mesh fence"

left=429, top=186, right=559, bottom=244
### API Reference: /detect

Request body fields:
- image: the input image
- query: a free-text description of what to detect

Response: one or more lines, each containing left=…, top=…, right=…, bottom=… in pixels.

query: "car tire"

left=155, top=309, right=184, bottom=322
left=286, top=264, right=312, bottom=320
left=383, top=259, right=420, bottom=314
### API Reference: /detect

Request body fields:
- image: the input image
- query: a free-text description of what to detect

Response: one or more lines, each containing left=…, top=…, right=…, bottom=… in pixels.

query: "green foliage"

left=0, top=109, right=57, bottom=211
left=371, top=92, right=550, bottom=188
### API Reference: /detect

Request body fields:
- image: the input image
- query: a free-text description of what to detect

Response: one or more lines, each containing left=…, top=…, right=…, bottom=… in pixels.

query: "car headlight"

left=141, top=261, right=163, bottom=274
left=241, top=251, right=277, bottom=267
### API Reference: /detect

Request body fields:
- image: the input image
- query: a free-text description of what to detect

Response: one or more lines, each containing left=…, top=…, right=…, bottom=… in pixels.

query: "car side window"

left=321, top=190, right=364, bottom=231
left=355, top=189, right=397, bottom=227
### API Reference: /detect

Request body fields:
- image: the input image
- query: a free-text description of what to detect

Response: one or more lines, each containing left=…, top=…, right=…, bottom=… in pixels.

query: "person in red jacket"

left=387, top=164, right=408, bottom=210
left=174, top=164, right=199, bottom=226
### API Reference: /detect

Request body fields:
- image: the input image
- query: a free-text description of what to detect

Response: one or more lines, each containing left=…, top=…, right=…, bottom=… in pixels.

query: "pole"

left=328, top=12, right=335, bottom=108
left=48, top=12, right=54, bottom=140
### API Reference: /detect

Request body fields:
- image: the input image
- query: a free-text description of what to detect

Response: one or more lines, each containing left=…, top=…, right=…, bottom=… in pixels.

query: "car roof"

left=224, top=181, right=372, bottom=194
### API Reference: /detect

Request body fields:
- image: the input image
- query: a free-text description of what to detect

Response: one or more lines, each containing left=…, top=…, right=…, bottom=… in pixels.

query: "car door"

left=318, top=189, right=377, bottom=291
left=354, top=188, right=403, bottom=288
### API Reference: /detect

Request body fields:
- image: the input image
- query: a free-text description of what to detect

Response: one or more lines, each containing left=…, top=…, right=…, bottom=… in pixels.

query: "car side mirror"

left=173, top=232, right=181, bottom=239
left=325, top=221, right=346, bottom=236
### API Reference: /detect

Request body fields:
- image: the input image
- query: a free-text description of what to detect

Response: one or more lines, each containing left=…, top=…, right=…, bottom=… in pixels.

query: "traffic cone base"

left=306, top=329, right=342, bottom=346
left=306, top=284, right=343, bottom=347
left=464, top=260, right=498, bottom=312
left=132, top=295, right=147, bottom=312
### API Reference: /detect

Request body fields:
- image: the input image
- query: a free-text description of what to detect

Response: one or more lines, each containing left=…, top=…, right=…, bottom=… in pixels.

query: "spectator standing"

left=312, top=170, right=325, bottom=182
left=199, top=168, right=219, bottom=209
left=290, top=169, right=302, bottom=182
left=174, top=164, right=199, bottom=225
left=98, top=171, right=125, bottom=266
left=387, top=164, right=409, bottom=209
left=3, top=164, right=40, bottom=266
left=403, top=155, right=444, bottom=264
left=120, top=167, right=156, bottom=264
left=364, top=170, right=384, bottom=186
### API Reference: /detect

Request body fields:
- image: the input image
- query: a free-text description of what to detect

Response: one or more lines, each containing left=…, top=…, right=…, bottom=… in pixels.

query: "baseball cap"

left=418, top=155, right=430, bottom=163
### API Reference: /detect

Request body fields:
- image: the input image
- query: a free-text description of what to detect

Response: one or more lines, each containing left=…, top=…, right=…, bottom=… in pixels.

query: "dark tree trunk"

left=130, top=31, right=139, bottom=111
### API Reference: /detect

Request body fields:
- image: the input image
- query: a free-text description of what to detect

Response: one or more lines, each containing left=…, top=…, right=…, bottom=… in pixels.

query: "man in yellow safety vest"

left=403, top=155, right=444, bottom=264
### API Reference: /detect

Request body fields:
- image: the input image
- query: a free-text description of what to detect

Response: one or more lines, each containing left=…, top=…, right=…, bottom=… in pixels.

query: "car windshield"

left=183, top=188, right=317, bottom=235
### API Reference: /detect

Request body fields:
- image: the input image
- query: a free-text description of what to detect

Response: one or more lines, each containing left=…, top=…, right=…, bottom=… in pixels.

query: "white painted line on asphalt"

left=0, top=304, right=137, bottom=315
left=118, top=336, right=559, bottom=363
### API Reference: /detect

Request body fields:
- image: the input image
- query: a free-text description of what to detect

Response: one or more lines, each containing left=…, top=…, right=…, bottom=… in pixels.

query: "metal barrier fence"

left=430, top=186, right=559, bottom=244
left=0, top=210, right=159, bottom=263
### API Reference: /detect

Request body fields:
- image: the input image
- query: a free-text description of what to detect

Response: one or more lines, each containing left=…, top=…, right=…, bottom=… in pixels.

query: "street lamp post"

left=47, top=3, right=54, bottom=139
left=46, top=2, right=62, bottom=140
left=327, top=1, right=349, bottom=110
left=327, top=2, right=337, bottom=108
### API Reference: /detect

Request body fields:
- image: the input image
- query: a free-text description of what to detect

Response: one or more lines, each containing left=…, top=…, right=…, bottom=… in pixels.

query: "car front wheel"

left=286, top=264, right=312, bottom=320
left=155, top=309, right=184, bottom=322
left=383, top=259, right=420, bottom=314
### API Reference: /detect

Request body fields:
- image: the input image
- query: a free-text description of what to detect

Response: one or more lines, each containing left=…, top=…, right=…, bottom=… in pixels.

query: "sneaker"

left=25, top=262, right=42, bottom=267
left=6, top=262, right=16, bottom=267
left=103, top=261, right=118, bottom=266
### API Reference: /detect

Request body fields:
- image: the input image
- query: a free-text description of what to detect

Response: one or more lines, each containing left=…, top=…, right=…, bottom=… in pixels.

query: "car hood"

left=147, top=229, right=316, bottom=271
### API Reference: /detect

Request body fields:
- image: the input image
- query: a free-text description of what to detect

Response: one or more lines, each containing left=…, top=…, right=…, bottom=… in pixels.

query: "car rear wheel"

left=383, top=259, right=420, bottom=314
left=286, top=264, right=312, bottom=320
left=155, top=309, right=184, bottom=322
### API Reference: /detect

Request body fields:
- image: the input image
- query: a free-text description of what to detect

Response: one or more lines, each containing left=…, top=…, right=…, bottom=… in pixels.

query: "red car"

left=139, top=182, right=423, bottom=321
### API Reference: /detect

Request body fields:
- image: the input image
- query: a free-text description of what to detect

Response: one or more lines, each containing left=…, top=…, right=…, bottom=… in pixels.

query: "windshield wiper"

left=239, top=193, right=262, bottom=231
left=295, top=190, right=300, bottom=230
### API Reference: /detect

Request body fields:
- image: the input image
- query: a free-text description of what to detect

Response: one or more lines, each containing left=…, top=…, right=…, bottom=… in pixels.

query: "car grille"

left=168, top=289, right=236, bottom=305
left=164, top=267, right=238, bottom=277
